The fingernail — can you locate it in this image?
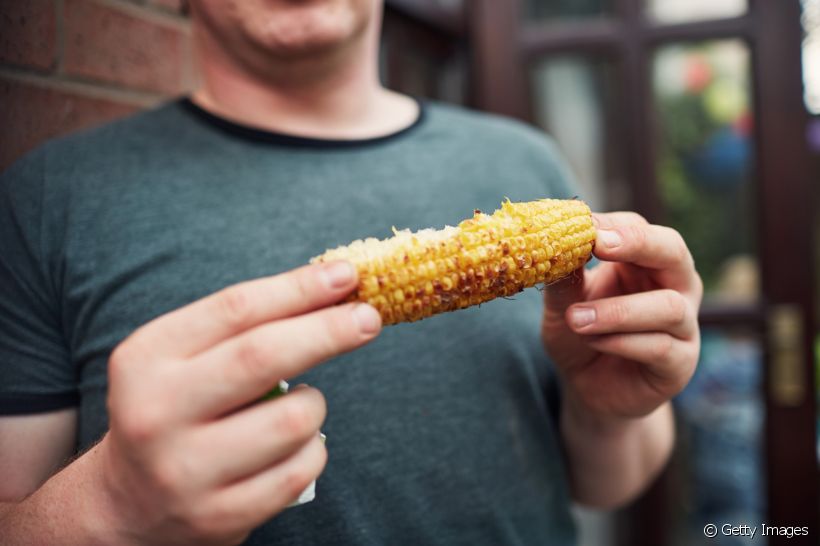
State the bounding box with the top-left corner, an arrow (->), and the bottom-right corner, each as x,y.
570,307 -> 596,328
597,229 -> 622,249
321,261 -> 355,289
352,304 -> 381,334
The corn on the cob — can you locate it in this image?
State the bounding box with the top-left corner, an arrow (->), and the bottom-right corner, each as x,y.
312,198 -> 596,325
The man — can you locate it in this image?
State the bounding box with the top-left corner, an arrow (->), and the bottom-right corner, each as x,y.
0,1 -> 701,544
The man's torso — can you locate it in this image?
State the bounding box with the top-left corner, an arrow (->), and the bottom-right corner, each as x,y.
1,99 -> 578,544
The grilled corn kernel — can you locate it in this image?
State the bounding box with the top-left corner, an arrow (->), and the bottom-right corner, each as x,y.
312,198 -> 595,325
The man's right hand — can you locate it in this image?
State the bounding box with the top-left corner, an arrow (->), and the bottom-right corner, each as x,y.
94,261 -> 380,545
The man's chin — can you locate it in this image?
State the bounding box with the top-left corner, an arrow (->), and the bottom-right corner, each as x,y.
244,6 -> 364,60
260,30 -> 355,61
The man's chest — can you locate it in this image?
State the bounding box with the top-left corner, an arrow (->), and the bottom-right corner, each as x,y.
60,158 -> 552,447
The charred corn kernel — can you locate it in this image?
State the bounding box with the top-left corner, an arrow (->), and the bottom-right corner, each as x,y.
312,198 -> 596,325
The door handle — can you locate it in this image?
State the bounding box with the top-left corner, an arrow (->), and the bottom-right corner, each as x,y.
768,304 -> 806,407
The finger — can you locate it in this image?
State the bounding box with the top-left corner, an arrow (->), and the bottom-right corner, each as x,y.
567,289 -> 697,339
592,223 -> 698,293
543,268 -> 588,320
592,211 -> 649,228
210,434 -> 327,531
586,332 -> 697,391
190,387 -> 326,486
128,261 -> 359,358
182,302 -> 380,418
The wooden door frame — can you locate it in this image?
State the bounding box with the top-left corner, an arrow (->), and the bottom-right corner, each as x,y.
752,0 -> 817,533
468,0 -> 818,544
382,1 -> 469,104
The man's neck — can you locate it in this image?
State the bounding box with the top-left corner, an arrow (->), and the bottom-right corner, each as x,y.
190,22 -> 418,140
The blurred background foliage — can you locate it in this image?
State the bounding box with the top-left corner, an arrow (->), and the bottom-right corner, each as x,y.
654,41 -> 755,298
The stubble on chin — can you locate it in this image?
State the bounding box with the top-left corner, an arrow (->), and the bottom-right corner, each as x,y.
237,0 -> 370,60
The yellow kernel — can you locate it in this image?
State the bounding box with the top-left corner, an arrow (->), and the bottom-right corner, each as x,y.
393,289 -> 405,304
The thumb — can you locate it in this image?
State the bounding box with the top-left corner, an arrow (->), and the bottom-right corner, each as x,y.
541,268 -> 596,373
543,268 -> 586,320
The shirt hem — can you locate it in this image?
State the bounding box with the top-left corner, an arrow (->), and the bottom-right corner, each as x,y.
0,391 -> 79,415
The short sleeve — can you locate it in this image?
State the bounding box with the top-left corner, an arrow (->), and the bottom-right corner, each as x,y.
0,149 -> 77,414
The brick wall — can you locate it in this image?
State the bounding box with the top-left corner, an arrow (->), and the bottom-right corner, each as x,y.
0,0 -> 195,171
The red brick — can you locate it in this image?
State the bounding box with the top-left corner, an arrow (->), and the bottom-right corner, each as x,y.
63,0 -> 185,94
0,0 -> 57,70
0,78 -> 140,171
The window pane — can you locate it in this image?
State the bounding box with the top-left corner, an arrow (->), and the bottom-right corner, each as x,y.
652,40 -> 757,303
803,0 -> 820,114
530,56 -> 629,211
645,0 -> 747,25
379,21 -> 467,105
522,0 -> 612,22
672,326 -> 766,545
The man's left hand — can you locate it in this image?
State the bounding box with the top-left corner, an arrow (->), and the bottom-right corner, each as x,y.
542,212 -> 703,421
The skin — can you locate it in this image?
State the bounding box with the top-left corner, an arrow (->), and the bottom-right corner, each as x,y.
544,212 -> 702,507
188,0 -> 418,139
0,0 -> 702,542
0,262 -> 381,545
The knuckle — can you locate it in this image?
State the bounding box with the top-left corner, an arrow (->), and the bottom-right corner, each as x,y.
117,406 -> 164,442
283,466 -> 313,501
277,400 -> 317,439
108,341 -> 138,377
187,500 -> 242,540
626,211 -> 648,225
626,224 -> 647,248
326,309 -> 350,342
650,335 -> 675,363
288,270 -> 313,303
236,335 -> 271,384
151,458 -> 184,496
216,286 -> 252,328
663,290 -> 688,327
317,309 -> 351,354
603,300 -> 630,325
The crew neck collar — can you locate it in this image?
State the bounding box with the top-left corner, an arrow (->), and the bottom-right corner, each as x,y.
178,96 -> 426,149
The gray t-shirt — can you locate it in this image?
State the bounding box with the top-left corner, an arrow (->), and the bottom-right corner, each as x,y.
0,98 -> 579,545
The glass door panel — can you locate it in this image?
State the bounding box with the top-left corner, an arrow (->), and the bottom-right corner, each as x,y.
530,56 -> 627,211
651,40 -> 757,304
803,0 -> 820,115
672,326 -> 766,545
645,0 -> 748,25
